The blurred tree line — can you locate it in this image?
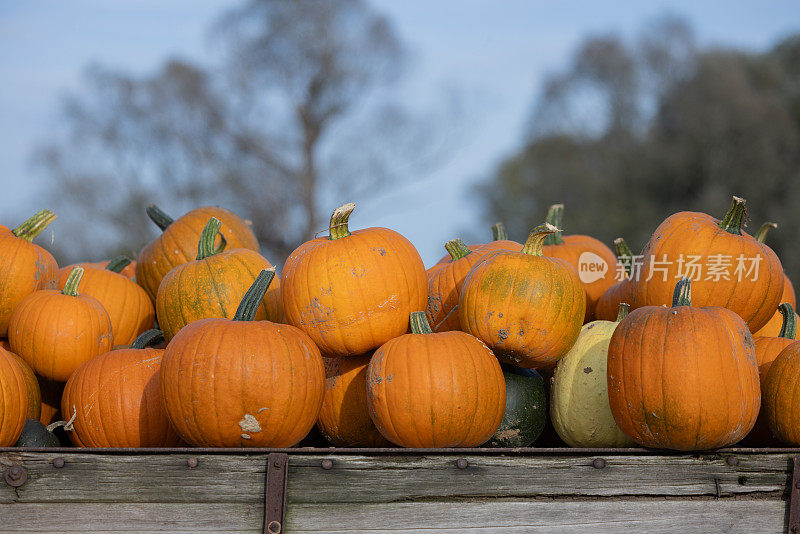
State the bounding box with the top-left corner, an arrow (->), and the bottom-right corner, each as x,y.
477,15 -> 800,279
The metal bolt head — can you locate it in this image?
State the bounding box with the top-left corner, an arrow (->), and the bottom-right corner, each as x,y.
726,456 -> 739,467
53,458 -> 65,469
4,465 -> 28,487
593,458 -> 606,469
456,458 -> 468,469
267,520 -> 282,534
321,459 -> 333,470
187,457 -> 198,468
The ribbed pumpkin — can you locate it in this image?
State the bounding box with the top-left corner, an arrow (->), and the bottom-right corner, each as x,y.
156,218 -> 282,341
551,304 -> 636,448
0,348 -> 28,446
38,378 -> 63,426
608,278 -> 760,450
425,239 -> 488,332
633,197 -> 784,333
62,329 -> 182,447
317,354 -> 390,447
9,267 -> 113,382
282,203 -> 427,357
136,203 -> 259,301
0,210 -> 59,336
57,257 -> 154,346
484,365 -> 547,447
433,222 -> 521,265
595,238 -> 637,321
5,349 -> 41,421
367,312 -> 506,447
542,204 -> 619,322
764,340 -> 800,445
161,270 -> 325,447
459,223 -> 586,368
753,223 -> 796,337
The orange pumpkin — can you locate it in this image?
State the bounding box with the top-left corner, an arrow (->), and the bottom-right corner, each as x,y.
160,270 -> 325,447
0,348 -> 28,446
753,222 -> 796,336
38,378 -> 63,426
764,340 -> 800,445
156,218 -> 282,341
595,238 -> 637,321
459,223 -> 586,368
136,204 -> 259,301
366,312 -> 506,447
541,204 -> 618,322
608,277 -> 760,450
317,354 -> 391,447
433,222 -> 521,265
0,209 -> 59,336
425,238 -> 488,332
4,349 -> 41,421
633,197 -> 784,333
57,257 -> 154,346
281,203 -> 427,357
9,267 -> 113,382
62,329 -> 182,447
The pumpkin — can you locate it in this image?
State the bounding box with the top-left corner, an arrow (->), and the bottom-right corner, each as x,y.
156,218 -> 282,341
38,378 -> 63,425
595,238 -> 637,321
14,419 -> 60,448
0,348 -> 28,446
317,354 -> 390,447
433,222 -> 521,265
540,204 -> 618,322
160,270 -> 325,447
9,267 -> 113,382
425,238 -> 488,332
608,277 -> 760,450
764,340 -> 800,445
484,365 -> 547,447
5,349 -> 41,421
136,203 -> 259,301
57,256 -> 155,346
459,223 -> 586,368
633,197 -> 784,333
366,312 -> 506,447
62,329 -> 182,447
281,203 -> 427,357
753,222 -> 796,336
0,209 -> 59,336
551,304 -> 636,448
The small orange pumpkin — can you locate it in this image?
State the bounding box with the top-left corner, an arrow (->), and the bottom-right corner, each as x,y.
9,267 -> 113,382
753,222 -> 796,337
62,329 -> 182,447
595,238 -> 637,321
4,349 -> 42,421
426,238 -> 488,332
0,348 -> 28,446
366,312 -> 506,447
0,210 -> 59,336
764,339 -> 800,445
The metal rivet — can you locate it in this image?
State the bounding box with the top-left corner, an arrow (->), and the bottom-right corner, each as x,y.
593,458 -> 606,469
321,459 -> 333,470
457,458 -> 468,469
726,456 -> 739,467
4,465 -> 28,487
52,458 -> 65,469
273,460 -> 282,468
267,520 -> 282,534
187,457 -> 198,468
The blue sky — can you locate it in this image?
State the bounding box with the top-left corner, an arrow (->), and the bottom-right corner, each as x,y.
1,0 -> 799,264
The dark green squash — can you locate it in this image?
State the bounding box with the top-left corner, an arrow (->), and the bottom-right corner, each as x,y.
14,419 -> 61,447
484,365 -> 546,447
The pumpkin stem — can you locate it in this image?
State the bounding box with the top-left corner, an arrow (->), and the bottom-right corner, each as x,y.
62,267 -> 84,296
131,329 -> 165,350
755,222 -> 777,244
616,303 -> 630,322
491,222 -> 508,241
672,277 -> 692,307
329,203 -> 355,240
196,218 -> 227,260
146,203 -> 174,231
718,196 -> 747,235
11,209 -> 57,242
106,256 -> 132,273
444,239 -> 472,261
543,204 -> 564,245
613,237 -> 634,277
409,311 -> 433,334
47,405 -> 77,433
233,268 -> 276,321
522,223 -> 559,256
778,303 -> 797,339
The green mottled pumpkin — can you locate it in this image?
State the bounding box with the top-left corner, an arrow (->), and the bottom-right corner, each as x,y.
14,419 -> 60,447
484,365 -> 547,447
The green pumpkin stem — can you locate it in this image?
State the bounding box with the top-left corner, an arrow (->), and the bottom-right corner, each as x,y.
616,303 -> 630,322
755,222 -> 777,244
196,218 -> 227,260
778,303 -> 797,339
11,209 -> 57,242
409,311 -> 433,334
672,277 -> 692,307
131,329 -> 165,350
613,238 -> 634,276
522,223 -> 559,256
329,203 -> 355,240
491,222 -> 508,241
543,204 -> 564,245
106,256 -> 132,273
444,239 -> 472,261
233,268 -> 275,321
718,196 -> 747,235
146,204 -> 174,231
62,267 -> 84,296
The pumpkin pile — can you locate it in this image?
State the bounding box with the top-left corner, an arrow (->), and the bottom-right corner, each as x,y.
2,195 -> 800,451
